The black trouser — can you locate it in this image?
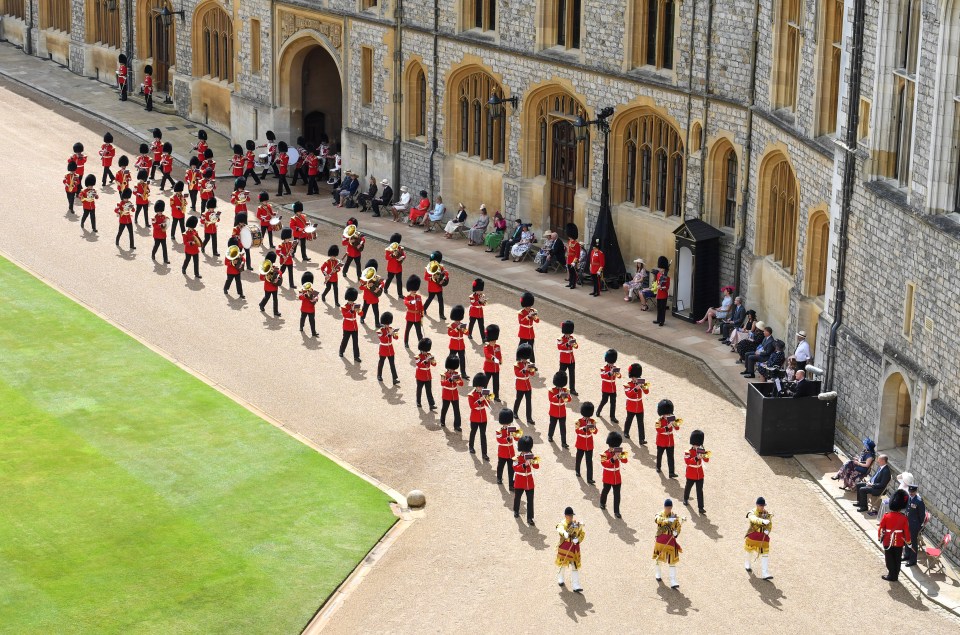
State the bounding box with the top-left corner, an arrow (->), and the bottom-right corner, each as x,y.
299,239 -> 309,260
339,330 -> 360,359
277,174 -> 291,196
745,352 -> 769,375
499,239 -> 516,258
224,273 -> 243,296
119,81 -> 127,101
489,372 -> 500,401
416,380 -> 435,408
592,273 -> 602,295
451,349 -> 466,377
385,271 -> 403,296
378,355 -> 398,381
80,210 -> 97,231
468,316 -> 486,341
200,197 -> 209,213
884,546 -> 904,581
576,449 -> 593,481
684,478 -> 704,511
202,234 -> 218,255
519,338 -> 536,363
424,291 -> 445,318
262,227 -> 274,248
601,483 -> 622,515
344,255 -> 361,278
905,524 -> 921,566
358,193 -> 375,211
404,321 -> 423,347
243,167 -> 261,186
170,217 -> 185,240
513,390 -> 533,423
549,416 -> 567,446
322,282 -> 339,305
152,238 -> 168,262
656,298 -> 668,325
300,312 -> 316,334
856,484 -> 884,509
598,392 -> 618,420
440,400 -> 461,428
469,421 -> 487,456
657,446 -> 676,474
66,191 -> 76,212
291,165 -> 304,186
102,166 -> 115,185
281,264 -> 294,288
189,190 -> 198,211
513,488 -> 534,521
135,203 -> 148,224
497,457 -> 514,486
719,321 -> 737,340
259,290 -> 279,314
150,162 -> 159,180
262,162 -> 279,181
567,264 -> 578,288
361,302 -> 380,326
145,92 -> 153,111
371,198 -> 387,216
116,223 -> 134,248
159,172 -> 174,190
179,252 -> 199,277
307,174 -> 319,195
624,411 -> 645,441
560,362 -> 577,393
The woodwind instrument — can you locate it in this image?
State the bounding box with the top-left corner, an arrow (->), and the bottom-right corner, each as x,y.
323,257 -> 343,283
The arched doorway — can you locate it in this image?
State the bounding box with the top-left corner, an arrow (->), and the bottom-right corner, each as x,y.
278,37 -> 343,150
879,372 -> 911,462
550,120 -> 577,231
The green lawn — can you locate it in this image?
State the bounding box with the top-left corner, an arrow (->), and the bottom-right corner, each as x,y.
0,256 -> 397,634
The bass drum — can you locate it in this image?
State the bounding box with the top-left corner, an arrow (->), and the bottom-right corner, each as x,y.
287,147 -> 301,165
240,224 -> 263,249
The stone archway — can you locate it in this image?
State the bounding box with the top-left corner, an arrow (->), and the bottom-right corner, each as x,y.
879,372 -> 912,458
277,34 -> 343,149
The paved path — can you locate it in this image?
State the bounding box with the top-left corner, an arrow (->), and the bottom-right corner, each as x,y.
0,75 -> 957,632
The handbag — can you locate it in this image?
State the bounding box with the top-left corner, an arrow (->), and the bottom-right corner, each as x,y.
712,325 -> 721,335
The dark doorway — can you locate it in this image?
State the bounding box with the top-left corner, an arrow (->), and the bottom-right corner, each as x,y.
549,120 -> 577,231
301,47 -> 342,148
150,14 -> 173,93
304,112 -> 326,147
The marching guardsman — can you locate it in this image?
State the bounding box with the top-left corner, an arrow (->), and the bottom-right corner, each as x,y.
181,216 -> 202,278
384,232 -> 406,297
230,213 -> 254,271
376,311 -> 400,384
134,142 -> 152,176
596,349 -> 621,423
683,430 -> 709,515
600,431 -> 627,518
904,483 -> 925,568
114,188 -> 135,250
231,178 -> 251,219
467,278 -> 487,342
745,497 -> 773,579
517,292 -> 540,362
201,148 -> 216,176
588,238 -> 605,297
652,256 -> 671,327
547,371 -> 572,449
259,130 -> 278,180
142,64 -> 154,111
149,129 -> 163,180
244,139 -> 261,185
193,129 -> 209,158
495,408 -> 522,486
115,155 -> 131,194
321,245 -> 342,306
150,200 -> 170,264
623,363 -> 651,442
68,142 -> 87,178
64,161 -> 80,214
169,181 -> 187,241
185,157 -> 202,212
258,250 -> 281,315
339,287 -> 361,361
447,305 -> 468,377
256,192 -> 276,248
423,251 -> 449,320
199,169 -> 216,214
99,132 -> 116,187
574,402 -> 598,484
158,142 -> 175,190
655,399 -> 681,477
565,223 -> 581,289
79,175 -> 98,232
467,372 -> 492,459
116,53 -> 128,101
482,325 -> 502,401
556,506 -> 585,592
201,198 -> 221,256
291,136 -> 307,186
298,272 -> 318,336
653,500 -> 683,588
275,140 -> 292,196
413,338 -> 437,410
359,258 -> 384,327
276,228 -> 297,287
223,240 -> 245,299
230,144 -> 245,178
439,355 -> 464,429
557,320 -> 579,395
513,435 -> 539,524
133,170 -> 151,226
513,343 -> 536,425
305,145 -> 320,195
341,218 -> 365,276
403,275 -> 425,348
290,202 -> 312,261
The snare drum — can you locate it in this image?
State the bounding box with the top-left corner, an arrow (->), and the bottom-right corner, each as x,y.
304,223 -> 318,240
269,216 -> 282,231
240,224 -> 263,249
256,153 -> 270,168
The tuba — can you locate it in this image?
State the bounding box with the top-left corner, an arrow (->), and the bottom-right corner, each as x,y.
426,261 -> 447,286
300,281 -> 319,302
361,267 -> 383,296
260,258 -> 273,275
227,245 -> 243,268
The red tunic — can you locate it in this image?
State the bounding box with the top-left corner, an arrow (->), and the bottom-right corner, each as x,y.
134,182 -> 150,206
385,246 -> 404,274
467,389 -> 489,423
684,446 -> 709,480
276,242 -> 294,266
230,154 -> 245,177
426,265 -> 448,294
496,427 -> 518,459
202,211 -> 218,235
245,150 -> 256,171
656,272 -> 671,300
514,362 -> 534,392
518,307 -> 539,340
299,291 -> 317,314
468,292 -> 485,319
574,417 -> 597,451
557,334 -> 577,365
589,248 -> 605,275
150,139 -> 163,164
170,193 -> 187,219
548,387 -> 571,419
69,153 -> 87,176
878,512 -> 912,548
414,353 -> 436,381
99,143 -> 116,167
224,255 -> 244,276
624,379 -> 650,413
482,343 -> 501,375
341,303 -> 359,332
600,449 -> 627,485
440,370 -> 463,401
115,201 -> 133,225
321,257 -> 340,283
231,190 -> 250,213
201,157 -> 216,175
377,326 -> 397,357
200,177 -> 216,201
342,233 -> 365,258
655,416 -> 679,448
513,454 -> 539,490
306,154 -> 319,176
256,203 -> 274,228
260,273 -> 279,293
447,322 -> 466,351
566,239 -> 581,265
79,187 -> 98,210
600,363 -> 620,394
195,140 -> 208,157
362,280 -> 384,306
116,168 -> 131,192
116,63 -> 127,86
135,154 -> 152,172
160,153 -> 173,175
152,214 -> 167,240
183,229 -> 200,254
276,152 -> 289,175
63,172 -> 79,193
290,214 -> 308,240
185,167 -> 201,192
404,294 -> 424,323
143,74 -> 153,95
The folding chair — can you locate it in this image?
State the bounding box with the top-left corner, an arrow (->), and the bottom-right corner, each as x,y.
923,532 -> 952,575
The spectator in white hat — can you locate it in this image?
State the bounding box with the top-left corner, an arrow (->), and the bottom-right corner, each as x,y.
790,330 -> 810,371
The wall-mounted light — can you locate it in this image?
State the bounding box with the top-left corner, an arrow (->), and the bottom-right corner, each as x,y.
487,90 -> 520,120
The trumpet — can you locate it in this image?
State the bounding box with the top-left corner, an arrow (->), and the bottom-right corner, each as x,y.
474,292 -> 488,306
556,388 -> 571,402
521,452 -> 541,467
300,283 -> 319,302
445,370 -> 461,383
385,326 -> 400,340
695,446 -> 712,459
523,360 -> 538,374
421,353 -> 436,366
387,242 -> 406,262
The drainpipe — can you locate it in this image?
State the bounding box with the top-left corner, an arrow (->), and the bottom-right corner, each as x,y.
124,0 -> 132,71
428,0 -> 439,199
391,0 -> 403,193
682,0 -> 697,218
697,0 -> 715,218
824,0 -> 866,391
25,0 -> 33,55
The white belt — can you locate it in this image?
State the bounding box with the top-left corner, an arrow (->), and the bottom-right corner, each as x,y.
451,336 -> 464,341
602,466 -> 620,472
626,397 -> 642,402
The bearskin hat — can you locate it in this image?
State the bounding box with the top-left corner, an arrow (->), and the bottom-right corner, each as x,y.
450,305 -> 465,322
281,228 -> 293,240
235,212 -> 248,226
561,320 -> 575,335
227,237 -> 239,248
293,201 -> 304,213
429,250 -> 443,263
517,435 -> 534,453
120,187 -> 132,200
484,324 -> 500,341
203,149 -> 213,160
301,271 -> 315,285
67,161 -> 77,171
103,132 -> 113,143
364,258 -> 378,271
139,143 -> 149,154
118,53 -> 127,64
72,142 -> 83,153
690,429 -> 705,446
344,287 -> 359,302
327,244 -> 340,257
197,129 -> 208,141
137,170 -> 148,181
380,311 -> 394,326
390,232 -> 402,244
152,128 -> 162,139
259,191 -> 269,201
418,338 -> 433,352
445,354 -> 459,371
889,489 -> 909,512
189,156 -> 200,167
657,399 -> 674,416
162,142 -> 172,153
83,174 -> 96,187
552,371 -> 568,388
517,343 -> 533,361
580,401 -> 595,417
606,431 -> 623,447
153,200 -> 165,213
520,291 -> 535,308
266,130 -> 276,141
185,215 -> 199,228
206,198 -> 217,209
498,408 -> 515,425
566,223 -> 579,240
245,139 -> 256,151
118,155 -> 129,167
235,177 -> 247,190
628,363 -> 643,378
278,140 -> 289,153
233,144 -> 243,155
657,256 -> 670,270
347,216 -> 358,226
472,372 -> 488,388
473,278 -> 485,292
604,349 -> 618,364
406,274 -> 422,292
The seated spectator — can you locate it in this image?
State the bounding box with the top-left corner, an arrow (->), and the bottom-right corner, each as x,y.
357,176 -> 379,213
335,171 -> 360,207
510,225 -> 537,261
718,297 -> 746,343
729,311 -> 758,351
466,205 -> 490,245
832,438 -> 877,489
790,330 -> 811,371
391,186 -> 412,222
425,195 -> 446,232
623,258 -> 650,304
696,286 -> 735,333
788,369 -> 818,398
741,325 -> 774,378
854,454 -> 891,515
533,231 -> 555,266
444,203 -> 468,237
498,218 -> 524,259
783,356 -> 798,381
371,179 -> 393,217
408,190 -> 430,226
536,232 -> 566,273
757,340 -> 786,381
484,211 -> 507,252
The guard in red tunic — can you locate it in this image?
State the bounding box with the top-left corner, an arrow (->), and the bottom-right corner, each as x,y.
256,192 -> 276,248
231,145 -> 245,178
193,130 -> 209,159
588,238 -> 605,296
495,408 -> 522,488
170,182 -> 187,241
339,287 -> 361,361
184,157 -> 201,212
134,143 -> 152,176
321,245 -> 342,306
341,218 -> 365,276
403,275 -> 425,348
116,155 -> 131,194
133,170 -> 151,226
376,311 -> 400,384
114,188 -> 135,250
201,148 -> 216,177
230,212 -> 254,271
63,161 -> 80,214
513,435 -> 539,524
158,142 -> 175,190
517,291 -> 540,362
624,363 -> 651,442
243,139 -> 262,185
79,175 -> 98,232
275,140 -> 291,196
574,402 -> 598,483
548,371 -> 573,448
142,64 -> 154,111
359,259 -> 385,328
482,325 -> 502,401
513,343 -> 537,425
298,271 -> 318,337
223,240 -> 245,299
182,216 -> 202,277
597,349 -> 621,423
68,142 -> 87,178
149,129 -> 163,179
258,250 -> 281,316
600,431 -> 628,518
99,132 -> 116,187
290,202 -> 312,262
305,145 -> 320,195
447,305 -> 467,377
413,338 -> 437,410
467,372 -> 492,458
200,199 -> 221,256
384,233 -> 406,297
557,320 -> 579,395
655,399 -> 681,477
199,169 -> 216,214
565,223 -> 581,289
652,256 -> 671,327
116,53 -> 128,101
276,229 -> 296,288
231,177 -> 251,219
151,200 -> 170,264
423,251 -> 449,320
439,355 -> 464,429
683,429 -> 710,515
467,278 -> 487,341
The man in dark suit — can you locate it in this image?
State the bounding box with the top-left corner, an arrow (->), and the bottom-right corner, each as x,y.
854,455 -> 890,513
742,326 -> 775,378
719,297 -> 746,343
790,370 -> 818,398
371,180 -> 393,217
498,219 -> 525,259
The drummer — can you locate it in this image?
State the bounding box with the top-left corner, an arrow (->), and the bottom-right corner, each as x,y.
256,192 -> 276,248
276,141 -> 292,197
289,202 -> 313,261
231,212 -> 255,271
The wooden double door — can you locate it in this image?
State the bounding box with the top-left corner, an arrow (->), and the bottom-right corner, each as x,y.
549,120 -> 576,232
150,14 -> 173,93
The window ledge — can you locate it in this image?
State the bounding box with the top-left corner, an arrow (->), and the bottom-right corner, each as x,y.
453,152 -> 505,170
460,28 -> 497,43
539,46 -> 581,63
626,66 -> 674,83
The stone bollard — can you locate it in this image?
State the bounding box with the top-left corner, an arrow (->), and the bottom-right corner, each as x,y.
407,490 -> 426,509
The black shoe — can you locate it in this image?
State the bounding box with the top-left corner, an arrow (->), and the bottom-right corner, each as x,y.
469,448 -> 476,454
454,426 -> 461,431
639,440 -> 648,445
548,437 -> 554,443
354,357 -> 361,363
497,478 -> 502,484
587,479 -> 596,484
699,509 -> 706,515
742,374 -> 755,379
683,500 -> 690,506
482,455 -> 490,461
528,519 -> 535,526
514,512 -> 519,518
669,473 -> 679,478
561,444 -> 570,449
575,472 -> 581,478
377,376 -> 383,382
611,417 -> 619,424
615,513 -> 622,519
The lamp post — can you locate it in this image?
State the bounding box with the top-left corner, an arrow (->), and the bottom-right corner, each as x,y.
573,106 -> 614,223
151,4 -> 184,104
487,90 -> 520,120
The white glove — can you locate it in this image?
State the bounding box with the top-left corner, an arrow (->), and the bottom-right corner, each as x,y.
563,531 -> 570,540
673,531 -> 679,537
761,519 -> 770,526
572,538 -> 579,544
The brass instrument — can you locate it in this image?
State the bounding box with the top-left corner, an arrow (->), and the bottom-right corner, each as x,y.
343,224 -> 365,251
421,353 -> 436,366
388,242 -> 406,262
427,261 -> 448,286
324,257 -> 343,283
361,267 -> 384,296
300,282 -> 320,303
260,257 -> 282,284
226,244 -> 243,267
556,388 -> 572,402
384,326 -> 400,340
116,201 -> 134,219
523,360 -> 537,374
695,446 -> 712,459
479,388 -> 495,402
521,452 -> 541,467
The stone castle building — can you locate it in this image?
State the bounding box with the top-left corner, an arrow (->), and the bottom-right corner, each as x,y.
2,0 -> 958,555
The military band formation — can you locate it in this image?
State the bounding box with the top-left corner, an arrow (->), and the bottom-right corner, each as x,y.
63,127 -> 775,595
